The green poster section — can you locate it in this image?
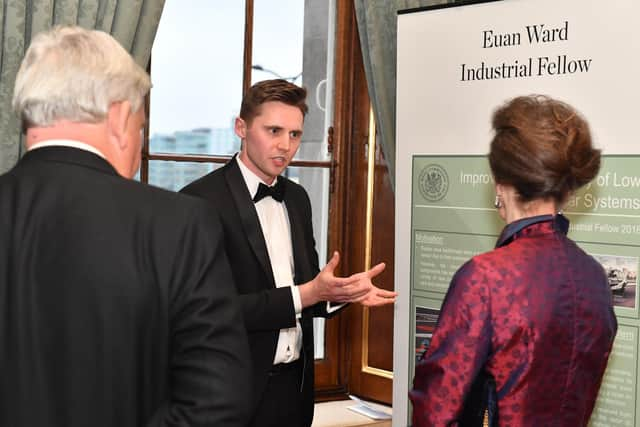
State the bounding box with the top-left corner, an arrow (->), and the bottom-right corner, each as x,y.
410,155 -> 640,426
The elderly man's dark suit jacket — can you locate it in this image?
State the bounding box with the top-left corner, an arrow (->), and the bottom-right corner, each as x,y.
0,147 -> 252,427
181,157 -> 342,427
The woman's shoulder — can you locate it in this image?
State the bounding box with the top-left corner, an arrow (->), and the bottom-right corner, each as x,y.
463,247 -> 508,270
450,246 -> 519,288
451,251 -> 497,283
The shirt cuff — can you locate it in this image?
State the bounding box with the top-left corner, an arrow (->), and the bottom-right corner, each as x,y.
326,301 -> 346,314
291,286 -> 303,317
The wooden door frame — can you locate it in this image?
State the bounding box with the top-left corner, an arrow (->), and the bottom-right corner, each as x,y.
313,0 -> 364,400
315,0 -> 394,405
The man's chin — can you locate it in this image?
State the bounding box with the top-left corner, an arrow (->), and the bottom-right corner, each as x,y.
269,165 -> 287,177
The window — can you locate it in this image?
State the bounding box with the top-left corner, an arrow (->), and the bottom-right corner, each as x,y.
141,1 -> 336,360
142,0 -> 396,404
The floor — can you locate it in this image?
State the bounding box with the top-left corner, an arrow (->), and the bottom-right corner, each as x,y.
312,400 -> 392,427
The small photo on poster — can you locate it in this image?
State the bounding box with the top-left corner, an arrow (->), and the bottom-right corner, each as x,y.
415,306 -> 440,363
592,253 -> 638,309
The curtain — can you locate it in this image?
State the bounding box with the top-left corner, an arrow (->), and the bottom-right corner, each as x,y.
0,0 -> 165,175
354,0 -> 455,191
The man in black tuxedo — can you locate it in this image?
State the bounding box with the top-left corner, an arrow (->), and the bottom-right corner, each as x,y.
181,79 -> 396,427
0,26 -> 251,427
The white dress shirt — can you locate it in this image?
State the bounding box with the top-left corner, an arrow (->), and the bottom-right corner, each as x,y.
28,139 -> 106,158
237,156 -> 303,364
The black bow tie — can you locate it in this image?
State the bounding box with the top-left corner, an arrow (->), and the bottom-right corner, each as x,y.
253,180 -> 285,203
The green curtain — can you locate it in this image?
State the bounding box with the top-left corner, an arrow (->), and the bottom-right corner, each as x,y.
0,0 -> 165,174
354,0 -> 456,191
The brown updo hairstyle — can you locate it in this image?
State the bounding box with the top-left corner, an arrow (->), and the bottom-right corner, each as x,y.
489,95 -> 601,204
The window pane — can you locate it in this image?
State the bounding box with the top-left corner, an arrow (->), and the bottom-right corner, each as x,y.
150,129 -> 240,156
149,1 -> 245,156
285,166 -> 329,266
286,165 -> 330,359
251,1 -> 303,86
252,0 -> 332,162
148,161 -> 221,192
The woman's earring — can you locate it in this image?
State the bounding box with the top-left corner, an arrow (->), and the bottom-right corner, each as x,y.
494,195 -> 503,209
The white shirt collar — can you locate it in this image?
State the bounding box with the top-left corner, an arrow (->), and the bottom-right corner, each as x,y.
236,154 -> 279,199
28,139 -> 106,159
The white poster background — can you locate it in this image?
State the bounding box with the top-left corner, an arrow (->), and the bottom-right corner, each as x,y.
394,0 -> 640,425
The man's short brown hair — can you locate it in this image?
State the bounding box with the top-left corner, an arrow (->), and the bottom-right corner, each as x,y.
240,79 -> 308,125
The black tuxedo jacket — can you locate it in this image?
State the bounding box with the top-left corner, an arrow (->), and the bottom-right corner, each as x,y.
181,157 -> 342,426
0,147 -> 251,427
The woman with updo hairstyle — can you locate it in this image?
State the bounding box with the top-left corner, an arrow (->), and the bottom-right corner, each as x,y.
410,95 -> 617,427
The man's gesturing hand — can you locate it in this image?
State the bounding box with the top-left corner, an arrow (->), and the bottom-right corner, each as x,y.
346,262 -> 397,307
299,252 -> 397,308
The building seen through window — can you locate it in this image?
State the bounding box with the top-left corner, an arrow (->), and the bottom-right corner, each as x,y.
148,123 -> 240,191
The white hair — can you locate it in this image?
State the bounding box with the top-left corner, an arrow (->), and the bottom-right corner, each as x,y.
12,26 -> 151,128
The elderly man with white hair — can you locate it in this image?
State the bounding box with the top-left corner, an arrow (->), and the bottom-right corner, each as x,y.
0,26 -> 251,427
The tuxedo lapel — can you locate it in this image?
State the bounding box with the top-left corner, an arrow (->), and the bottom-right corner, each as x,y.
283,185 -> 309,285
224,159 -> 275,286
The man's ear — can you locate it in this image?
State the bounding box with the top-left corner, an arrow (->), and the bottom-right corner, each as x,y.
107,101 -> 132,150
234,117 -> 247,139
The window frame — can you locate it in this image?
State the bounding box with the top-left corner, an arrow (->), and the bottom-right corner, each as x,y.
140,0 -> 346,399
142,0 -> 396,405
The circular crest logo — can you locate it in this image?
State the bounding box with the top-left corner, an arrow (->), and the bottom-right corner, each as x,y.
418,164 -> 449,202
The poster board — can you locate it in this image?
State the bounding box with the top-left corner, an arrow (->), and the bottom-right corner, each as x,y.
394,0 -> 640,425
